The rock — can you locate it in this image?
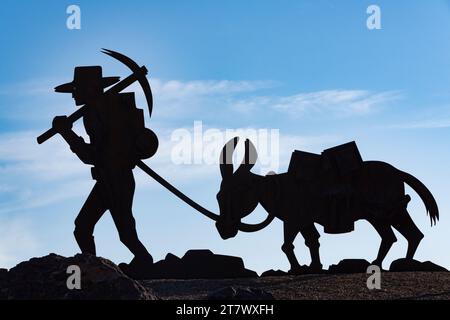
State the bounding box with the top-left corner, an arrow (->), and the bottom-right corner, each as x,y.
328,259 -> 371,274
0,268 -> 7,282
389,259 -> 448,272
142,249 -> 258,279
164,253 -> 181,264
207,286 -> 274,300
1,253 -> 158,300
261,269 -> 289,277
0,269 -> 8,299
288,265 -> 327,275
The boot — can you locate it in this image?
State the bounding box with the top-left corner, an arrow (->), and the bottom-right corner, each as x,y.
74,230 -> 96,255
120,253 -> 154,279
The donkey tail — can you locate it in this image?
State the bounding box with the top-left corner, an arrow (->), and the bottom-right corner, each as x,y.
399,170 -> 439,226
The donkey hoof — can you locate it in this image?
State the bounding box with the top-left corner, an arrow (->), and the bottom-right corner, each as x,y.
308,263 -> 324,273
288,265 -> 308,275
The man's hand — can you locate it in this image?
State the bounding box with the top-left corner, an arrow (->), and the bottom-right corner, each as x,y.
52,116 -> 73,134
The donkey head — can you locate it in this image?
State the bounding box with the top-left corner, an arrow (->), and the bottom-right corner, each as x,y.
216,137 -> 261,239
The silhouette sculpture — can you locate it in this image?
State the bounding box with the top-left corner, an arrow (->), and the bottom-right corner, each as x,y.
215,137 -> 439,272
37,50 -> 159,276
36,50 -> 440,278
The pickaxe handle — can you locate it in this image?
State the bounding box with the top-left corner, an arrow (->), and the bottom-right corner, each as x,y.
36,66 -> 148,144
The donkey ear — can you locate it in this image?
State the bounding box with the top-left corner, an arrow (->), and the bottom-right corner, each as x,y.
236,139 -> 258,174
220,137 -> 239,178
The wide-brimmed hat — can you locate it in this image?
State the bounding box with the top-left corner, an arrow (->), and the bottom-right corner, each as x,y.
54,66 -> 120,93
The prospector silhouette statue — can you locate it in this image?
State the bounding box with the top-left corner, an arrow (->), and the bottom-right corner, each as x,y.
37,50 -> 159,277
215,138 -> 439,272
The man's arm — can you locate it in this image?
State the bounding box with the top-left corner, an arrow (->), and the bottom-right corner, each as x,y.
52,116 -> 96,165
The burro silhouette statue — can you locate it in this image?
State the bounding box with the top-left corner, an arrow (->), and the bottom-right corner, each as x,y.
215,137 -> 439,272
37,50 -> 159,277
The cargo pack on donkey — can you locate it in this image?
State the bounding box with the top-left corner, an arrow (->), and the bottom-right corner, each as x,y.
288,141 -> 364,233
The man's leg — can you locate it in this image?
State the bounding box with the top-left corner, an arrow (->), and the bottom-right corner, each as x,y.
74,183 -> 107,255
109,171 -> 153,264
114,213 -> 153,263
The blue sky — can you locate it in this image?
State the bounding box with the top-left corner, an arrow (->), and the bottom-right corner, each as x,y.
0,0 -> 449,273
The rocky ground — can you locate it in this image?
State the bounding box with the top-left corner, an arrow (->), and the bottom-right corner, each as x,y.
144,272 -> 450,300
0,252 -> 449,300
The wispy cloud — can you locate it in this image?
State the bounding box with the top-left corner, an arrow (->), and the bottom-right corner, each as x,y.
394,119 -> 450,129
0,130 -> 85,181
0,78 -> 278,122
232,90 -> 402,117
0,78 -> 56,96
0,129 -> 91,214
142,79 -> 277,119
1,78 -> 399,123
151,79 -> 277,97
0,217 -> 39,268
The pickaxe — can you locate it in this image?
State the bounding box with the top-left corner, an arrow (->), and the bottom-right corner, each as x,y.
36,49 -> 153,144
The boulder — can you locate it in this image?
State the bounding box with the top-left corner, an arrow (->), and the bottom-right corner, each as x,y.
138,249 -> 257,279
261,269 -> 289,277
207,286 -> 274,300
0,268 -> 8,299
328,259 -> 371,274
1,253 -> 158,300
0,268 -> 7,283
389,259 -> 448,272
288,265 -> 326,275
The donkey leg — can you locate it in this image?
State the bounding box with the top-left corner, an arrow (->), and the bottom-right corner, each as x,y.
392,210 -> 424,260
300,224 -> 322,271
282,223 -> 301,272
369,219 -> 397,268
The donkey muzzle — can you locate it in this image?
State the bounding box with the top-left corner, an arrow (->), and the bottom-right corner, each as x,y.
215,220 -> 238,240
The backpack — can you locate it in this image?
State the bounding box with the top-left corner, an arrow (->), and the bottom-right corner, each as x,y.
101,92 -> 158,165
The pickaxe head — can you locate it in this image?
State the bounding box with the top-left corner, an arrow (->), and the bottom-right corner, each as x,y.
101,48 -> 153,118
